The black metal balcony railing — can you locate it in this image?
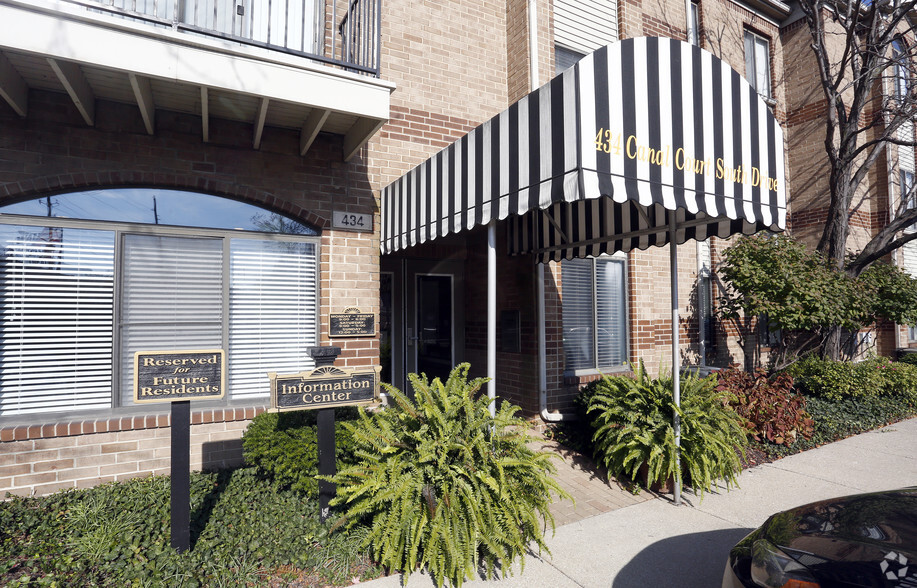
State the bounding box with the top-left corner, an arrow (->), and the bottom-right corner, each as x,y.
68,0 -> 381,76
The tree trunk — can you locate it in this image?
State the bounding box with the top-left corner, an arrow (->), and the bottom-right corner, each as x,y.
823,326 -> 842,360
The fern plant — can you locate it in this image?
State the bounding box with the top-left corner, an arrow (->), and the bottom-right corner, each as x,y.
586,361 -> 746,498
325,363 -> 569,588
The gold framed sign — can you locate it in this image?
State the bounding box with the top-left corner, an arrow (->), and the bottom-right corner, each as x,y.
269,365 -> 381,412
133,349 -> 226,404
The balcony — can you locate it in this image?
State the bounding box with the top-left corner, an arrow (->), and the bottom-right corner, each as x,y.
0,0 -> 392,159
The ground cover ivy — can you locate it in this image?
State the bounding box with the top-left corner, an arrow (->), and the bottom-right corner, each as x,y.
753,392 -> 917,459
0,468 -> 381,587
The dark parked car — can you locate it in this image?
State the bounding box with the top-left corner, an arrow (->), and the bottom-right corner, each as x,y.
723,488 -> 917,588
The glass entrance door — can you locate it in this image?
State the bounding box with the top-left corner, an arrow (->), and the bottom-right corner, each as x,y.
380,257 -> 463,393
415,275 -> 453,382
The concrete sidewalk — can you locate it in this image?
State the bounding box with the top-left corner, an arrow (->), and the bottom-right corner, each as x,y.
356,417 -> 917,588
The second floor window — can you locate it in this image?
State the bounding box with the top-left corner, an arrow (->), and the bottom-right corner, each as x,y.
744,30 -> 771,100
556,45 -> 586,75
902,169 -> 915,232
688,3 -> 700,47
893,39 -> 909,101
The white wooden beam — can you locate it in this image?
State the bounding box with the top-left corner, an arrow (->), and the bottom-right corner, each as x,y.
253,97 -> 269,150
299,108 -> 330,156
343,117 -> 386,162
0,51 -> 27,117
200,86 -> 209,143
128,73 -> 155,134
47,58 -> 94,126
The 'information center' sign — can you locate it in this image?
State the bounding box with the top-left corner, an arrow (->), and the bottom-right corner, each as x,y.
269,365 -> 380,412
134,349 -> 226,403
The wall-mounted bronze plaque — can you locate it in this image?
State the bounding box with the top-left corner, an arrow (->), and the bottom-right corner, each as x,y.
329,307 -> 375,337
134,349 -> 225,404
269,365 -> 380,411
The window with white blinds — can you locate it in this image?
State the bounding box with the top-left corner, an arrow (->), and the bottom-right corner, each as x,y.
120,235 -> 224,406
229,239 -> 317,399
0,226 -> 114,416
562,256 -> 627,372
0,190 -> 321,418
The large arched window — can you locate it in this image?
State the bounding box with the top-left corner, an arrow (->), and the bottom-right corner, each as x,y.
0,189 -> 320,418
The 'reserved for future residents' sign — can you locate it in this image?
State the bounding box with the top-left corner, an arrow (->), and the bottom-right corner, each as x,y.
269,365 -> 380,412
133,349 -> 226,403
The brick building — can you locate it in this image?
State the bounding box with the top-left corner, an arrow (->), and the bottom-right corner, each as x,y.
781,6 -> 917,356
0,0 -> 865,498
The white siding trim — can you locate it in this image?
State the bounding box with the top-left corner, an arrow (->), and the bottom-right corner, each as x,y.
554,0 -> 618,56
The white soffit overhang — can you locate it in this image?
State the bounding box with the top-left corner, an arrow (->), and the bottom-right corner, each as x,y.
0,0 -> 393,159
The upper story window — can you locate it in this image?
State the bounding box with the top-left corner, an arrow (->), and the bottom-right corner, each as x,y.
555,45 -> 586,75
744,30 -> 771,100
562,255 -> 628,373
0,189 -> 319,419
892,39 -> 910,101
902,169 -> 916,232
688,2 -> 700,47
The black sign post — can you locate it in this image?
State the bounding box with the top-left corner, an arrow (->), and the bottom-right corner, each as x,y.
316,406 -> 336,522
133,349 -> 225,553
170,400 -> 191,552
310,347 -> 341,522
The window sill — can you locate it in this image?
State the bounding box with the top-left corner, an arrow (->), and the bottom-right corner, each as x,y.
563,366 -> 631,386
0,404 -> 268,443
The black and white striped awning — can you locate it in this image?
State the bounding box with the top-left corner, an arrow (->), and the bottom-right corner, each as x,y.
381,37 -> 786,261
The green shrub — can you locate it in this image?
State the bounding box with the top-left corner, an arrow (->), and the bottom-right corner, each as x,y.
327,364 -> 568,588
586,361 -> 747,498
898,352 -> 917,367
242,408 -> 360,495
716,368 -> 813,445
787,356 -> 882,400
787,356 -> 917,402
870,356 -> 917,401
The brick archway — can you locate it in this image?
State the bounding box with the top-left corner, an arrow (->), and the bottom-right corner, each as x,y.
0,171 -> 327,230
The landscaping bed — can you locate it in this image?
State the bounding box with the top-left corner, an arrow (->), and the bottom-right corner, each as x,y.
549,358 -> 917,493
5,358 -> 917,587
0,467 -> 383,587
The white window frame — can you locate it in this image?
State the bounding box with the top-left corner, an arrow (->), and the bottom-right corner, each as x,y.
688,2 -> 700,47
561,254 -> 629,374
744,30 -> 772,100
